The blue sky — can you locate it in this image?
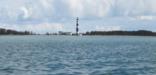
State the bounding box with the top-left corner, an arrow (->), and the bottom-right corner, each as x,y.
0,0 -> 156,33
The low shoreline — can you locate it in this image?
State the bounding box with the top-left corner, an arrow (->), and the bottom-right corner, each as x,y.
0,34 -> 156,37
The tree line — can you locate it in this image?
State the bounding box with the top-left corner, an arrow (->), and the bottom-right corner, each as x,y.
84,30 -> 156,36
0,28 -> 33,35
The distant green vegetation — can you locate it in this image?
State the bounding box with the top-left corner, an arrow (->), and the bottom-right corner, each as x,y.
1,27 -> 156,36
84,30 -> 156,36
0,28 -> 33,35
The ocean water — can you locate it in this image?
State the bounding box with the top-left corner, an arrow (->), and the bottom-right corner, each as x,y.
0,35 -> 156,75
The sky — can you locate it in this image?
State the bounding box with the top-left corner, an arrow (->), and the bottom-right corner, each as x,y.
0,0 -> 156,33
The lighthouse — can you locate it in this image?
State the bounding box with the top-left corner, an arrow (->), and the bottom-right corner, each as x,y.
76,17 -> 79,35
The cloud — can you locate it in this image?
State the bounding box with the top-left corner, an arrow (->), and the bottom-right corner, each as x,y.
0,0 -> 54,22
0,0 -> 156,21
62,0 -> 156,18
135,16 -> 156,20
39,0 -> 53,8
114,0 -> 156,17
0,0 -> 156,32
65,0 -> 114,17
95,25 -> 121,31
19,7 -> 31,19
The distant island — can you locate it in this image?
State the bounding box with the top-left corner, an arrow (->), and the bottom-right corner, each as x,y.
84,30 -> 156,36
1,27 -> 156,36
0,28 -> 33,35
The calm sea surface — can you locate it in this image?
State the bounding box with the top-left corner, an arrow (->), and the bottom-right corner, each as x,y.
0,35 -> 156,75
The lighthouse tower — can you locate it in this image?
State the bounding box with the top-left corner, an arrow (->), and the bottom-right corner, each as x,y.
76,17 -> 79,35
